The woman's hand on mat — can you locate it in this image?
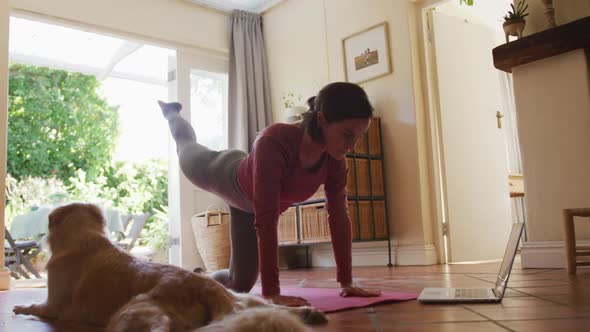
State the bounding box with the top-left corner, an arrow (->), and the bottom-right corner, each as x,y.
340,284 -> 381,297
266,294 -> 311,307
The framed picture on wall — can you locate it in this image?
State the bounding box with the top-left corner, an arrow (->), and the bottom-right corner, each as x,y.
342,22 -> 393,84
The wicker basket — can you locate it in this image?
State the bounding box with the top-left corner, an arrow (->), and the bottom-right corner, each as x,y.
346,158 -> 357,196
278,206 -> 298,244
347,159 -> 384,196
300,203 -> 331,243
353,117 -> 382,155
309,184 -> 325,201
348,200 -> 388,240
191,208 -> 230,272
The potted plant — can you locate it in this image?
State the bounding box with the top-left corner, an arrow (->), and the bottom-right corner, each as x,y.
281,92 -> 305,123
503,0 -> 529,42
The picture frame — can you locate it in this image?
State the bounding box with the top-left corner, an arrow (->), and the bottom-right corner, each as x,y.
342,22 -> 393,84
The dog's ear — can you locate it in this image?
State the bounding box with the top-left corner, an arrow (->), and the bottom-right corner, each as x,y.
85,204 -> 106,226
48,207 -> 68,230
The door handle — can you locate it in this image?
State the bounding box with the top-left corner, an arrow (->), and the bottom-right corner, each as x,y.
496,111 -> 504,129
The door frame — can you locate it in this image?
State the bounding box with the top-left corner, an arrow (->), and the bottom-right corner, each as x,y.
3,10 -> 229,269
419,0 -> 451,264
167,49 -> 229,269
418,0 -> 517,264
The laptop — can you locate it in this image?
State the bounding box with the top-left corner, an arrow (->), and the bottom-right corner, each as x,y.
418,222 -> 524,303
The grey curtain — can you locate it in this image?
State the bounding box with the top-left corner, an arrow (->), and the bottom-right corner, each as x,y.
228,10 -> 272,152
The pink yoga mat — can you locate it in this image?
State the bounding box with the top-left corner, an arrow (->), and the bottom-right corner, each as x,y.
251,286 -> 418,313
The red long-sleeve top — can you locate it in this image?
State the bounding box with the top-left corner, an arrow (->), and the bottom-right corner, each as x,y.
236,123 -> 352,296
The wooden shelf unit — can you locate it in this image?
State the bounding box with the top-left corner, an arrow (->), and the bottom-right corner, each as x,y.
278,117 -> 393,266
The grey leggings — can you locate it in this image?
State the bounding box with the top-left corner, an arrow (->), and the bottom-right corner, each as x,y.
166,112 -> 259,293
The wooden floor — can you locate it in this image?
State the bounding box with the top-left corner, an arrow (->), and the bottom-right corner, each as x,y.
2,257 -> 590,331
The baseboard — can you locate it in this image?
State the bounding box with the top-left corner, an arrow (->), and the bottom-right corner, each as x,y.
395,244 -> 439,265
0,267 -> 10,290
520,240 -> 590,269
294,241 -> 438,267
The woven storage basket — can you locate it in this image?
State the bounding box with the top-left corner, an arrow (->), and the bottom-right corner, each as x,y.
307,184 -> 325,201
191,208 -> 230,272
359,200 -> 387,240
346,158 -> 384,196
353,117 -> 382,155
300,203 -> 331,243
346,158 -> 357,196
348,200 -> 387,240
278,206 -> 298,244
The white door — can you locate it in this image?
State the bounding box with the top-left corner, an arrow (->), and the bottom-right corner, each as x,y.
431,11 -> 513,262
167,49 -> 229,269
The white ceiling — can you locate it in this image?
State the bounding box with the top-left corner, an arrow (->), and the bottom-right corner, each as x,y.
186,0 -> 284,13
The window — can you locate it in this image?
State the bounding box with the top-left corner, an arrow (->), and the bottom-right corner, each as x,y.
189,70 -> 228,151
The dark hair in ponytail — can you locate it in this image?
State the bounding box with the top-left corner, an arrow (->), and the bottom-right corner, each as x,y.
300,82 -> 374,143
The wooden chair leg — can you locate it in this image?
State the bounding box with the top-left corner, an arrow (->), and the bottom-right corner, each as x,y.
22,249 -> 42,278
16,265 -> 30,279
21,257 -> 41,278
563,209 -> 577,274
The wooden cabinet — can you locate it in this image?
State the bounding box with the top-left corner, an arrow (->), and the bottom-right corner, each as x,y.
278,118 -> 392,265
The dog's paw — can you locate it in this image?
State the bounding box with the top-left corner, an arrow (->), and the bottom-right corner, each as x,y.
13,305 -> 34,315
298,306 -> 328,325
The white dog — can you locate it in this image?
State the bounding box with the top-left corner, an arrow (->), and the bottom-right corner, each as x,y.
13,203 -> 327,331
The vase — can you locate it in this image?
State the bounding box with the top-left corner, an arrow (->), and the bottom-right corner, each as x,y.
541,0 -> 557,28
503,19 -> 526,43
284,106 -> 306,124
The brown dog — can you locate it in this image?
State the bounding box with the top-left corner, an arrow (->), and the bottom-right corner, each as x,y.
13,203 -> 326,331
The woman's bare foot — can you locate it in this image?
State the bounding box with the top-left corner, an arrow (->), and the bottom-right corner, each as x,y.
157,100 -> 182,119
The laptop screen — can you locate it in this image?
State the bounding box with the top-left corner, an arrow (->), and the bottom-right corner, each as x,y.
495,223 -> 524,297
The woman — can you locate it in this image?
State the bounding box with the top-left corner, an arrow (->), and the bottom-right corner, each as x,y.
159,82 -> 381,307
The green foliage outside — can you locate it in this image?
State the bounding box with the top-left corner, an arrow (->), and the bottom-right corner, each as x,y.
5,64 -> 169,250
8,64 -> 119,183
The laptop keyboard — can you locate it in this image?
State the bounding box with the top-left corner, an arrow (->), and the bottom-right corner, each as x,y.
454,288 -> 492,299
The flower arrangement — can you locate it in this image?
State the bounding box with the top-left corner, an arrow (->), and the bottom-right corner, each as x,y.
281,92 -> 303,109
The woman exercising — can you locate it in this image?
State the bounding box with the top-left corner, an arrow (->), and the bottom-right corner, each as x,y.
159,82 -> 381,306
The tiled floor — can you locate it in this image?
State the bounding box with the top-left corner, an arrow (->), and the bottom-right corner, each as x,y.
1,256 -> 589,331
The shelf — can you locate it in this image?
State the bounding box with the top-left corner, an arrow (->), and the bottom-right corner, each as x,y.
347,196 -> 386,200
492,17 -> 590,73
277,117 -> 393,265
295,196 -> 386,206
346,153 -> 383,159
279,238 -> 391,247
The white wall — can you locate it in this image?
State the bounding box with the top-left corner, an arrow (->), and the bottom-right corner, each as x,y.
513,50 -> 590,242
263,0 -> 329,113
264,0 -> 437,265
513,50 -> 590,269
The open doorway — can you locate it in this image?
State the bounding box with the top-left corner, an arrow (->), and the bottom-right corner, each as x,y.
421,1 -> 524,263
7,13 -> 230,275
6,15 -> 174,278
